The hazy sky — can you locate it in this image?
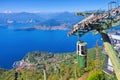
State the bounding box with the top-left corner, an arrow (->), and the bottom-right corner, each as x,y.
0,0 -> 116,13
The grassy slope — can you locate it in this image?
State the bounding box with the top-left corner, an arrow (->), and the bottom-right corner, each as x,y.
0,47 -> 108,80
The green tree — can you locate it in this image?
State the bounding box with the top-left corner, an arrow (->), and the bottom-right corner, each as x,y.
87,71 -> 105,80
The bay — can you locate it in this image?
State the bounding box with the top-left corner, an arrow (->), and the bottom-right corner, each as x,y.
0,28 -> 102,69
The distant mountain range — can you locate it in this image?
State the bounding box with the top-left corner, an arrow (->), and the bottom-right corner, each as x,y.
0,12 -> 83,30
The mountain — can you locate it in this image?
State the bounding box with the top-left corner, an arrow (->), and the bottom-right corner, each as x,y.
40,19 -> 61,26
38,12 -> 83,29
0,12 -> 45,24
0,12 -> 83,30
53,12 -> 83,23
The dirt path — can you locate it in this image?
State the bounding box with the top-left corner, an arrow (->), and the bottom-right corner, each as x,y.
78,72 -> 89,80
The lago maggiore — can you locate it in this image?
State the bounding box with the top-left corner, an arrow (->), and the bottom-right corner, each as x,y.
1,0 -> 120,80
0,27 -> 102,69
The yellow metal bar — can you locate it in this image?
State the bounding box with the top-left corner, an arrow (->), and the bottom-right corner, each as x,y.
104,42 -> 120,80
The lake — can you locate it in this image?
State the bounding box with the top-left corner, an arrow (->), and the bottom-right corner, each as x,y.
0,28 -> 102,69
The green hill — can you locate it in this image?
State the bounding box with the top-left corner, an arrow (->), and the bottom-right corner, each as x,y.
0,47 -> 116,80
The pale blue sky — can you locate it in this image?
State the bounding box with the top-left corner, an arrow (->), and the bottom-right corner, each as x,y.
0,0 -> 117,13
